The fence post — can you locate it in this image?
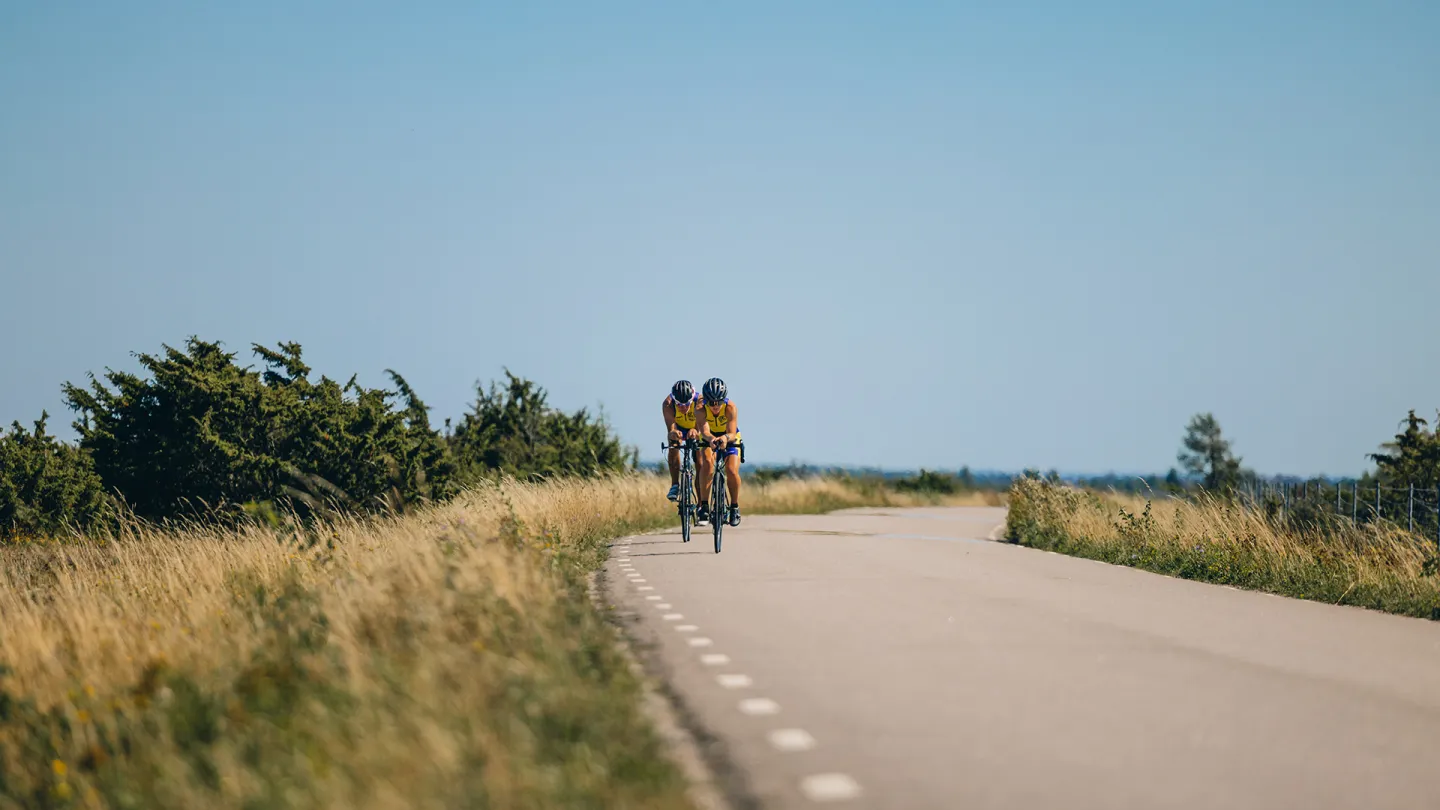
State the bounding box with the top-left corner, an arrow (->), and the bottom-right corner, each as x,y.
1435,487 -> 1439,552
1336,481 -> 1341,511
1352,481 -> 1357,522
1376,484 -> 1381,519
1408,483 -> 1414,533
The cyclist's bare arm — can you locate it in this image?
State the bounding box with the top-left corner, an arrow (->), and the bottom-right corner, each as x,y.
709,402 -> 739,449
662,399 -> 680,442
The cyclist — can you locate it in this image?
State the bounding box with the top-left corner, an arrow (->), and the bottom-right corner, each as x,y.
662,380 -> 702,503
696,377 -> 742,527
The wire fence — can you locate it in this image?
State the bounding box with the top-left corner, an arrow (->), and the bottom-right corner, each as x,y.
1236,478 -> 1440,549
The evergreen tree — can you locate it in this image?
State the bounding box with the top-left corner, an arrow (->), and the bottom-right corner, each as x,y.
958,465 -> 976,489
1163,467 -> 1185,494
1368,410 -> 1440,491
1177,413 -> 1243,493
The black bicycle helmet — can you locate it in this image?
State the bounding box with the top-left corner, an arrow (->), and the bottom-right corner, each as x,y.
671,379 -> 694,403
702,377 -> 727,404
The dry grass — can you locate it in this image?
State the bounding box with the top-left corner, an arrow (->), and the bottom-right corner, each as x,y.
1005,477 -> 1440,619
0,471 -> 951,809
745,476 -> 1004,514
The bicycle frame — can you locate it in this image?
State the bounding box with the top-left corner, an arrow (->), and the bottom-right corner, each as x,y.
662,438 -> 702,542
701,437 -> 744,553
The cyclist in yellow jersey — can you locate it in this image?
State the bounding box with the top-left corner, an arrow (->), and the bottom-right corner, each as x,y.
662,380 -> 702,502
696,377 -> 742,526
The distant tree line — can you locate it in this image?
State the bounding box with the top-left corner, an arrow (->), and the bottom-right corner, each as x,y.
739,462 -> 1012,493
1,338 -> 635,540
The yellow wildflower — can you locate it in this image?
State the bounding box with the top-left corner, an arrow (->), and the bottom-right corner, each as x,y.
52,759 -> 66,778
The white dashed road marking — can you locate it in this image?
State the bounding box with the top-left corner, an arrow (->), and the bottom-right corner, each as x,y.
738,698 -> 780,716
616,546 -> 858,805
800,773 -> 862,802
768,728 -> 817,752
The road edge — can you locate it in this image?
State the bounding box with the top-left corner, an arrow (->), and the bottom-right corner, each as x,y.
588,531 -> 760,810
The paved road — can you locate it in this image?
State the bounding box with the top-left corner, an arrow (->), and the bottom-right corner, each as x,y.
602,506 -> 1440,810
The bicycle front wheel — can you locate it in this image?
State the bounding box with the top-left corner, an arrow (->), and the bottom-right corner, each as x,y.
711,471 -> 727,554
680,471 -> 693,543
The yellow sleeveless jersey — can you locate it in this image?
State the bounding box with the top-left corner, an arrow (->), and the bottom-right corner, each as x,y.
670,395 -> 699,430
704,401 -> 734,434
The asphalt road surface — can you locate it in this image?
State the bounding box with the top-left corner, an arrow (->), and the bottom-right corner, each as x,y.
602,506 -> 1440,810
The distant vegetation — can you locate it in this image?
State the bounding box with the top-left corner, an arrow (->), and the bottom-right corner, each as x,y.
1007,407 -> 1440,619
1039,408 -> 1440,540
2,338 -> 633,540
1006,478 -> 1440,619
1140,409 -> 1440,539
741,462 -> 1012,494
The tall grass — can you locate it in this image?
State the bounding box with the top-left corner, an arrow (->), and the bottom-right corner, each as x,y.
0,472 -> 948,809
1005,477 -> 1440,619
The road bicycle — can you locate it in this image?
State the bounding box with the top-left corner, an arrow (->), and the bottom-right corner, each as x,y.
704,437 -> 745,554
661,437 -> 701,543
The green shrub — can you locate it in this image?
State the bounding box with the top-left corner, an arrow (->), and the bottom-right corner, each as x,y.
0,412 -> 109,540
892,469 -> 959,495
446,370 -> 636,483
62,339 -> 453,521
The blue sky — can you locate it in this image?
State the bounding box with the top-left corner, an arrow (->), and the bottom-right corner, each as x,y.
2,1 -> 1437,476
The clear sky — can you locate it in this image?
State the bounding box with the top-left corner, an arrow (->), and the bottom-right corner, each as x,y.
2,1 -> 1437,477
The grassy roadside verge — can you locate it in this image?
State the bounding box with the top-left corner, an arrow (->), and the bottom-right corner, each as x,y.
0,472 -> 975,809
1004,477 -> 1440,620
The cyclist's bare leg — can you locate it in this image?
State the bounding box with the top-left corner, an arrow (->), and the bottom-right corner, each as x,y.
725,452 -> 741,505
696,446 -> 715,503
667,445 -> 681,485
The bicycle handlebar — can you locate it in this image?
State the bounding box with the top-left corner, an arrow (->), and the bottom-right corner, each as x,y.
662,436 -> 745,463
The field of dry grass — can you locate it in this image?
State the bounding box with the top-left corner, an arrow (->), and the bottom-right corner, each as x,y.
0,471 -> 978,810
1005,477 -> 1440,619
